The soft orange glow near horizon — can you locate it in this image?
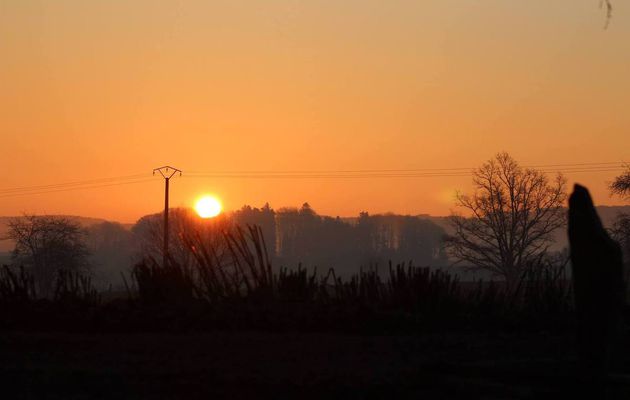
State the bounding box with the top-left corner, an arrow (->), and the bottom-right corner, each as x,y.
1,1 -> 629,223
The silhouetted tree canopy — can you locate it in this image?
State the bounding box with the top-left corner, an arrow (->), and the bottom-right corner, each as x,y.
275,205 -> 447,275
232,203 -> 276,253
127,204 -> 449,277
445,152 -> 567,286
610,165 -> 630,199
7,215 -> 90,295
609,164 -> 630,274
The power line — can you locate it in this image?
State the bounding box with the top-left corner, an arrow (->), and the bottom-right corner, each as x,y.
0,173 -> 149,194
184,161 -> 626,175
182,171 -> 624,180
0,178 -> 154,198
0,162 -> 626,197
183,167 -> 626,179
525,161 -> 624,168
186,167 -> 624,176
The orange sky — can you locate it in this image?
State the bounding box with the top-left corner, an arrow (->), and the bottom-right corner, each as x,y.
1,1 -> 629,223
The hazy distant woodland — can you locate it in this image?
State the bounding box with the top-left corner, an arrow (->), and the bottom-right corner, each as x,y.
0,207 -> 443,288
128,203 -> 449,286
2,203 -> 629,291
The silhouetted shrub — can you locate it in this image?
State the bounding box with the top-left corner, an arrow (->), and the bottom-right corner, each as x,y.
0,265 -> 36,304
275,265 -> 323,302
387,262 -> 460,314
54,269 -> 100,307
132,257 -> 194,306
178,224 -> 273,303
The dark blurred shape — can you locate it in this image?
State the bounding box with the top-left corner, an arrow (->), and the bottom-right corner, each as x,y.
568,184 -> 625,380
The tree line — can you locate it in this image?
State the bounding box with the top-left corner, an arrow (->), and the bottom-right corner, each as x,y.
4,152 -> 629,295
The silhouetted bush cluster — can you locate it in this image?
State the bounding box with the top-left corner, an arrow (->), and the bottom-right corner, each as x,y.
0,265 -> 100,331
0,265 -> 36,304
0,224 -> 575,333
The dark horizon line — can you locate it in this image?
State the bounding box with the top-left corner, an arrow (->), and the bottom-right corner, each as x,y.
2,203 -> 630,226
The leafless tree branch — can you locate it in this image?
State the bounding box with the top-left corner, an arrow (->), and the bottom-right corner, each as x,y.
444,152 -> 567,286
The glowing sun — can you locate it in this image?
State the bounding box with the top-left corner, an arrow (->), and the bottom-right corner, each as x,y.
195,195 -> 222,218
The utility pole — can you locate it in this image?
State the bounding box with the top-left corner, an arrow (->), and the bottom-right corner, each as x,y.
153,166 -> 182,267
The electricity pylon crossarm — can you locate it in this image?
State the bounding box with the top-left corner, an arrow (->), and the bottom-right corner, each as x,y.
153,166 -> 182,267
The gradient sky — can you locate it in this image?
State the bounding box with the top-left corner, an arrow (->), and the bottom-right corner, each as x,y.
1,1 -> 629,223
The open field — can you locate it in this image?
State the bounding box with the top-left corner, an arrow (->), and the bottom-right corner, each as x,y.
1,330 -> 630,399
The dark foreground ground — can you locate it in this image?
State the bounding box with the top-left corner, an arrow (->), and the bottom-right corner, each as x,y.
1,331 -> 630,399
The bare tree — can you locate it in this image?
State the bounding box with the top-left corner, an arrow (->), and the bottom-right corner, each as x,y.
444,152 -> 567,287
7,215 -> 90,296
609,164 -> 630,280
609,164 -> 630,199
